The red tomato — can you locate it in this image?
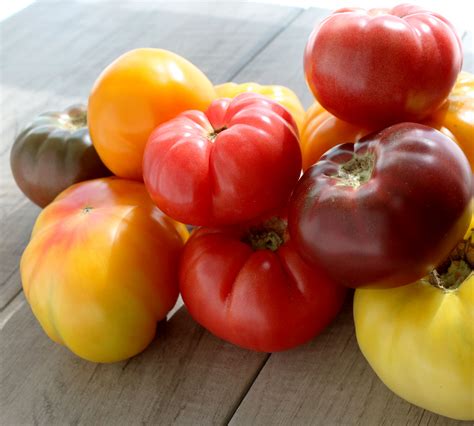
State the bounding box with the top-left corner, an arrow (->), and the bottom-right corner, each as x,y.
179,214 -> 346,352
143,93 -> 301,226
289,123 -> 472,289
304,4 -> 463,127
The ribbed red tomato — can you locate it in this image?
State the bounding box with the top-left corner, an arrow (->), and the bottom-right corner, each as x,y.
143,93 -> 301,226
304,4 -> 463,127
179,213 -> 346,352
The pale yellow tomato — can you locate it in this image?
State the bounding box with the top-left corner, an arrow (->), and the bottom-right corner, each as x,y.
354,217 -> 474,420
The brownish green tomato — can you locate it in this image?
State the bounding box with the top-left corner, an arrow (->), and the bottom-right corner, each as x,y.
10,104 -> 111,207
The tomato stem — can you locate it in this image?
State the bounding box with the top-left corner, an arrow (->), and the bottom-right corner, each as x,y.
208,127 -> 227,142
58,109 -> 87,130
334,153 -> 375,188
242,217 -> 288,252
429,230 -> 473,290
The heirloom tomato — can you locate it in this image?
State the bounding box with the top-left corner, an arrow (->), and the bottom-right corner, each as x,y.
426,71 -> 474,169
21,178 -> 188,363
143,93 -> 301,226
354,216 -> 474,420
215,82 -> 305,134
289,123 -> 472,288
179,213 -> 346,352
10,104 -> 111,207
88,48 -> 216,180
304,4 -> 463,127
301,72 -> 474,171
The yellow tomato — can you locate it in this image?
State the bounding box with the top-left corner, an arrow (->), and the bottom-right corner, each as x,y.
302,71 -> 474,171
21,177 -> 188,363
88,48 -> 217,180
215,82 -> 305,134
354,217 -> 474,420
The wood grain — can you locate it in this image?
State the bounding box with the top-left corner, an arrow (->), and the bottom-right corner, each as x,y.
0,1 -> 300,311
0,301 -> 269,425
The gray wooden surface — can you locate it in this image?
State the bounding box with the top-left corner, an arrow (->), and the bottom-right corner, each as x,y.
0,2 -> 472,425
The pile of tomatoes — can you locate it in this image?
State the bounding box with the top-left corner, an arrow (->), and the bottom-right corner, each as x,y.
10,4 -> 473,421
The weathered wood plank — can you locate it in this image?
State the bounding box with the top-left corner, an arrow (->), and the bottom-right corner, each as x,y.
0,1 -> 300,311
228,8 -> 472,425
0,290 -> 25,329
0,301 -> 269,425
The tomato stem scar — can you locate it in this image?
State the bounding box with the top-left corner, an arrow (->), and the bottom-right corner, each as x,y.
58,106 -> 87,131
242,216 -> 288,252
207,126 -> 227,142
334,153 -> 375,188
429,229 -> 473,290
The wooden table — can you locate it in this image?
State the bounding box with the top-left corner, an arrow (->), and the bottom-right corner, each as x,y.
1,2 -> 472,424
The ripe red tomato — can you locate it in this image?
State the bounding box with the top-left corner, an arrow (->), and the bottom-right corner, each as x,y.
304,4 -> 463,127
289,123 -> 472,289
179,214 -> 346,352
143,93 -> 301,226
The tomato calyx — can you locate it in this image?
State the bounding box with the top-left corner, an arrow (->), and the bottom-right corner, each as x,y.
333,153 -> 375,188
207,126 -> 227,142
242,216 -> 288,252
429,230 -> 473,290
58,106 -> 87,131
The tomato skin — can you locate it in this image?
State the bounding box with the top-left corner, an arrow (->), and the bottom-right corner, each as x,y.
143,93 -> 302,226
20,177 -> 188,363
179,218 -> 346,352
215,82 -> 305,134
301,72 -> 474,171
353,218 -> 474,420
304,5 -> 463,127
425,71 -> 474,170
88,48 -> 216,180
10,104 -> 111,207
289,123 -> 472,289
300,101 -> 373,171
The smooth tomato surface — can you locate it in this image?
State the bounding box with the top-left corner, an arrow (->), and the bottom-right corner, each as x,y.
143,93 -> 302,226
179,215 -> 346,352
304,4 -> 463,127
88,48 -> 216,180
215,82 -> 305,134
301,72 -> 474,171
289,123 -> 472,288
354,217 -> 474,420
21,178 -> 188,362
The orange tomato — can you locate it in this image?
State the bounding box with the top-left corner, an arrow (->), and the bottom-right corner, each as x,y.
300,101 -> 373,171
21,177 -> 188,363
88,49 -> 217,180
215,82 -> 305,135
302,71 -> 474,171
425,71 -> 474,168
